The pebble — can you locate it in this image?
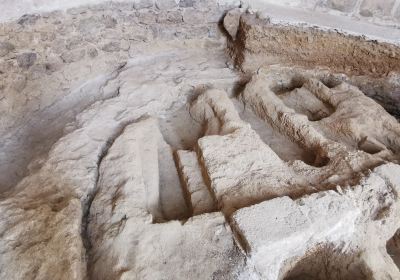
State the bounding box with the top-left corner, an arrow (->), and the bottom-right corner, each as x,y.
16,52 -> 37,69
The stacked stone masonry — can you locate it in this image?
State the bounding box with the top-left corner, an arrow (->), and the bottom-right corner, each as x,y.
251,0 -> 400,25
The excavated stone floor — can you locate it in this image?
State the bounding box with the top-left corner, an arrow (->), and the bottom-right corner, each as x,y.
1,1 -> 400,280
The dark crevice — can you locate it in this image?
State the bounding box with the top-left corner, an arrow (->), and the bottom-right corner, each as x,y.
225,213 -> 250,254
283,244 -> 372,280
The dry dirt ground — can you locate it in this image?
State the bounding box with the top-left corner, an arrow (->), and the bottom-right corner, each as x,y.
1,1 -> 400,280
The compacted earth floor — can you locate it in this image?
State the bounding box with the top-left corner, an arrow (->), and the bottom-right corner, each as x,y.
1,1 -> 400,280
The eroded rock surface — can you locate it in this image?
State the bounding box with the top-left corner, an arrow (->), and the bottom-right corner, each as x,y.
88,118 -> 244,279
233,163 -> 400,280
1,3 -> 400,280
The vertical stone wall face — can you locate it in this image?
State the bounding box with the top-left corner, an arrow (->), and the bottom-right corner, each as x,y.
1,0 -> 400,25
253,0 -> 400,25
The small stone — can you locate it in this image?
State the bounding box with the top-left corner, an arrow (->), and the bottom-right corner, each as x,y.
127,26 -> 154,42
16,52 -> 37,69
167,11 -> 183,23
157,11 -> 183,23
60,49 -> 85,63
193,0 -> 215,10
182,9 -> 204,24
66,37 -> 82,50
359,8 -> 373,17
137,11 -> 157,24
87,47 -> 98,58
11,74 -> 27,92
101,42 -> 120,52
103,15 -> 117,28
223,8 -> 243,39
17,14 -> 41,25
78,17 -> 103,35
179,0 -> 194,7
118,40 -> 128,51
155,0 -> 177,10
133,0 -> 154,9
0,42 -> 15,57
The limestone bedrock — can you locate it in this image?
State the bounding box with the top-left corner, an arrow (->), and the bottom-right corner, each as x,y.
1,2 -> 400,280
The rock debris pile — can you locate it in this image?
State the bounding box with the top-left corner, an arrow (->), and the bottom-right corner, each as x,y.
1,1 -> 400,280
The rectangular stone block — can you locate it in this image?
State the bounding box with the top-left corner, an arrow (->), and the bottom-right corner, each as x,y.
231,193 -> 358,279
176,150 -> 216,215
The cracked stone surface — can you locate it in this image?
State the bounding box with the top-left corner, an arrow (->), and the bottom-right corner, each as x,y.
1,2 -> 400,280
232,163 -> 400,280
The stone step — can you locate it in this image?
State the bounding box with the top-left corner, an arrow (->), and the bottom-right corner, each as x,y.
176,150 -> 216,215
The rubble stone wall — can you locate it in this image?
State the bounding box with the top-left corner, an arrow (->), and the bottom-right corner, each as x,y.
1,0 -> 400,26
256,0 -> 400,25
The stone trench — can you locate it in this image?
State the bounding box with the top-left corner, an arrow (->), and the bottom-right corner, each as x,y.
1,1 -> 400,280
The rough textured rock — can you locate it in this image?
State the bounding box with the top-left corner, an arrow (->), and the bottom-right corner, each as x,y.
155,0 -> 178,10
232,163 -> 400,279
179,0 -> 194,8
360,0 -> 396,17
88,118 -> 244,279
17,14 -> 41,25
0,42 -> 15,57
16,52 -> 37,68
328,0 -> 358,13
133,0 -> 154,9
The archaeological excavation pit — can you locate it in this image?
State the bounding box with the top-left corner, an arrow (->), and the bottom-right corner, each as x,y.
1,0 -> 400,279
